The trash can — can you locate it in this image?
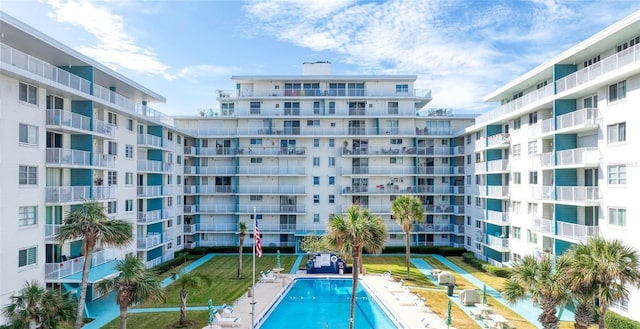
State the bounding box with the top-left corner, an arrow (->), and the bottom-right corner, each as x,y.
447,284 -> 455,297
247,287 -> 253,297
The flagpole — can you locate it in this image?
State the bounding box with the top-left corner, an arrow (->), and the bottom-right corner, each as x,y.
251,206 -> 256,329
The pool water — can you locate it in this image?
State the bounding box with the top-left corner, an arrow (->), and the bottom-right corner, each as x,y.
259,278 -> 399,329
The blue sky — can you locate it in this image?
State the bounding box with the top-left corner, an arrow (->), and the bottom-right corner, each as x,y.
2,0 -> 640,116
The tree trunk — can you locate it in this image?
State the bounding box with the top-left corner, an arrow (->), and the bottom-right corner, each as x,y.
405,230 -> 411,280
119,305 -> 127,329
349,250 -> 360,329
598,302 -> 607,329
573,302 -> 592,329
538,301 -> 559,329
74,239 -> 96,329
237,237 -> 244,278
180,289 -> 187,325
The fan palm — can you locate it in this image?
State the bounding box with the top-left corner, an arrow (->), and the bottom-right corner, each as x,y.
502,255 -> 570,329
56,200 -> 133,329
237,221 -> 247,278
171,271 -> 212,326
1,281 -> 76,329
96,254 -> 165,329
391,195 -> 424,279
566,237 -> 640,329
325,205 -> 387,329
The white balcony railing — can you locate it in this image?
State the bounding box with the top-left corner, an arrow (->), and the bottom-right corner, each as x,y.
486,210 -> 509,225
486,186 -> 510,198
44,248 -> 116,280
486,235 -> 510,251
556,108 -> 599,131
137,209 -> 173,224
486,133 -> 511,148
486,159 -> 509,172
137,233 -> 163,249
183,185 -> 236,194
475,84 -> 554,126
556,186 -> 599,202
93,186 -> 116,200
46,148 -> 91,167
236,185 -> 306,194
137,159 -> 163,172
137,185 -> 163,197
341,166 -> 417,175
46,109 -> 91,131
137,134 -> 163,148
46,186 -> 91,203
556,147 -> 600,167
532,217 -> 554,234
237,166 -> 305,175
556,221 -> 599,242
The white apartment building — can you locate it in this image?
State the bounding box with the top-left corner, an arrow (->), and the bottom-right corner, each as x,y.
0,12 -> 186,322
172,61 -> 475,251
462,10 -> 640,321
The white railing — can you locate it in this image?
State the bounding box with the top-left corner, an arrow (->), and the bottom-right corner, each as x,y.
44,249 -> 115,280
556,147 -> 600,167
46,109 -> 91,131
540,152 -> 554,167
46,148 -> 91,166
556,186 -> 599,202
487,186 -> 510,198
417,166 -> 464,175
342,185 -> 415,194
475,84 -> 554,126
486,133 -> 511,148
183,185 -> 236,194
93,153 -> 117,168
185,204 -> 236,213
185,166 -> 236,175
46,186 -> 91,203
532,217 -> 554,234
137,209 -> 172,224
416,185 -> 464,194
236,185 -> 306,194
532,118 -> 554,136
183,224 -> 196,234
190,147 -> 239,156
137,159 -> 163,172
556,222 -> 599,242
486,235 -> 510,251
486,159 -> 509,172
137,134 -> 163,148
340,204 -> 392,213
238,146 -> 305,156
237,166 -> 305,175
556,108 -> 599,131
93,119 -> 116,137
556,44 -> 640,94
341,166 -> 417,175
137,185 -> 163,197
424,204 -> 464,214
94,186 -> 115,200
237,204 -> 306,213
45,224 -> 62,240
486,210 -> 509,224
145,252 -> 175,269
137,233 -> 162,249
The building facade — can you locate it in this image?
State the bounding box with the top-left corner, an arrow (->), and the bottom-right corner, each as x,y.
462,10 -> 640,320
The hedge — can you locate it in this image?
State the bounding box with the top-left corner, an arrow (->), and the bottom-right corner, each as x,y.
461,252 -> 511,278
379,246 -> 467,256
605,311 -> 640,329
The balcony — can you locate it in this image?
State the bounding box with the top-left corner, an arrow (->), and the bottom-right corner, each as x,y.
183,185 -> 236,194
532,217 -> 554,235
93,186 -> 116,200
137,233 -> 163,249
424,204 -> 464,214
137,159 -> 164,172
137,134 -> 163,148
45,224 -> 61,241
184,204 -> 235,214
341,204 -> 391,213
485,235 -> 510,252
183,224 -> 196,234
236,185 -> 305,194
137,209 -> 173,224
416,185 -> 464,194
481,186 -> 510,198
45,109 -> 115,138
417,166 -> 464,175
485,133 -> 511,149
532,118 -> 554,137
342,185 -> 415,194
475,84 -> 554,126
145,252 -> 175,269
556,221 -> 599,242
45,248 -> 116,281
556,108 -> 599,132
183,165 -> 236,175
137,185 -> 163,197
556,186 -> 599,203
46,148 -> 92,167
556,44 -> 640,94
486,159 -> 510,172
237,204 -> 305,214
237,166 -> 305,175
555,147 -> 600,167
486,210 -> 509,225
46,186 -> 90,203
341,166 -> 416,176
238,147 -> 305,156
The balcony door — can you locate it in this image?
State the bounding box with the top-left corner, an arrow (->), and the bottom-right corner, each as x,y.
585,169 -> 598,186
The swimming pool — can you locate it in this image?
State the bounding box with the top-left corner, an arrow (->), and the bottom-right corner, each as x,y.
258,278 -> 400,329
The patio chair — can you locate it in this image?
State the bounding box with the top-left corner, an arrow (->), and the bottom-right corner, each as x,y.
260,271 -> 278,283
215,312 -> 241,327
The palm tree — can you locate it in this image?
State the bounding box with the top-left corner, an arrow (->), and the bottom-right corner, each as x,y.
391,195 -> 424,279
56,200 -> 133,329
237,221 -> 247,278
171,271 -> 212,326
566,237 -> 640,329
1,281 -> 76,329
502,254 -> 571,329
95,255 -> 165,329
325,205 -> 387,329
567,282 -> 596,329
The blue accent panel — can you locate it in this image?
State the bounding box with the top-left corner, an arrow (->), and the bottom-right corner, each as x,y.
555,169 -> 577,186
147,198 -> 162,211
147,150 -> 163,161
147,174 -> 162,186
147,246 -> 163,261
485,248 -> 504,262
147,125 -> 163,138
147,222 -> 162,234
70,135 -> 93,152
554,134 -> 576,151
486,199 -> 502,212
70,241 -> 83,258
554,99 -> 576,117
71,100 -> 93,117
553,64 -> 577,82
70,169 -> 91,186
486,125 -> 502,136
486,174 -> 502,185
486,149 -> 502,161
555,239 -> 575,256
486,223 -> 503,237
555,205 -> 577,223
61,66 -> 94,82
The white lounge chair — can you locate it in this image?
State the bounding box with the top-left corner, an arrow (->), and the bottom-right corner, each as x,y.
260,271 -> 278,282
215,312 -> 241,327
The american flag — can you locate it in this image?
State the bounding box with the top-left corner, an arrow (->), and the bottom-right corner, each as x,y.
255,217 -> 262,258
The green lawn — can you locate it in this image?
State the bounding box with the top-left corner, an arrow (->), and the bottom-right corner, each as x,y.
101,311 -> 210,329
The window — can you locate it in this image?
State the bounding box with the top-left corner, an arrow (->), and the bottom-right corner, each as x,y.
513,227 -> 521,239
46,95 -> 63,109
528,202 -> 538,215
108,141 -> 117,155
19,166 -> 37,185
329,195 -> 335,204
307,120 -> 320,126
475,197 -> 481,207
475,153 -> 481,163
177,175 -> 182,184
167,131 -> 173,141
512,144 -> 521,158
608,207 -> 626,226
608,81 -> 626,102
18,247 -> 37,268
125,172 -> 133,185
329,139 -> 335,147
312,101 -> 320,115
19,82 -> 38,105
250,139 -> 262,145
250,102 -> 261,114
177,216 -> 182,225
177,155 -> 182,164
511,201 -> 521,214
607,122 -> 626,143
476,131 -> 482,140
19,124 -> 38,145
395,84 -> 409,93
466,155 -> 471,164
250,195 -> 263,201
167,197 -> 173,207
616,35 -> 640,52
124,145 -> 134,158
313,157 -> 320,166
108,112 -> 118,126
107,171 -> 117,186
313,139 -> 319,147
177,135 -> 182,144
528,112 -> 538,125
536,81 -> 548,89
250,158 -> 263,164
107,201 -> 117,214
608,165 -> 626,185
512,172 -> 521,184
125,200 -> 133,212
388,102 -> 398,115
313,214 -> 320,223
313,195 -> 320,204
467,216 -> 471,225
466,135 -> 471,144
177,236 -> 182,246
166,175 -> 172,185
390,158 -> 403,164
167,220 -> 173,228
328,102 -> 335,114
529,171 -> 538,184
442,158 -> 448,164
527,230 -> 538,244
466,196 -> 471,205
390,138 -> 402,145
18,206 -> 37,226
527,141 -> 538,156
466,175 -> 471,184
127,119 -> 133,131
514,117 -> 521,130
329,176 -> 335,185
313,176 -> 320,185
328,157 -> 335,167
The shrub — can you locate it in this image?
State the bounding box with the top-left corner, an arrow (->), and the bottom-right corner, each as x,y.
438,247 -> 466,257
483,264 -> 512,278
605,311 -> 640,329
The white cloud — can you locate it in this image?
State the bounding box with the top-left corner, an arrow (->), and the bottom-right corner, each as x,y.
46,0 -> 173,79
